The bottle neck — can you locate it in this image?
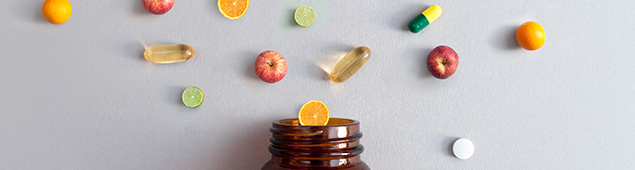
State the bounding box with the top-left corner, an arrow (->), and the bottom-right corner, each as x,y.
268,118 -> 364,168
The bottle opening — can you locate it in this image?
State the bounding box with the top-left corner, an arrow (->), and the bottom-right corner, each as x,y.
274,118 -> 358,127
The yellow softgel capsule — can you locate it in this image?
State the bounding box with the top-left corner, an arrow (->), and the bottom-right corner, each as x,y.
144,44 -> 194,64
329,46 -> 371,83
408,5 -> 442,33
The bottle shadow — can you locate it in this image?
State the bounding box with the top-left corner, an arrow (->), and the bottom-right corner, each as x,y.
209,118 -> 281,169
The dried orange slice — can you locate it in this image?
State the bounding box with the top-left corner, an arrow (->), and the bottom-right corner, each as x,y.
298,100 -> 330,126
218,0 -> 249,20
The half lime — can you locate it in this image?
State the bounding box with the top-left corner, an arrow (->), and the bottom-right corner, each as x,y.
294,5 -> 316,27
182,86 -> 204,108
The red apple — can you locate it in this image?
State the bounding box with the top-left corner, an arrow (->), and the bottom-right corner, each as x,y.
255,51 -> 287,83
427,45 -> 459,79
142,0 -> 174,15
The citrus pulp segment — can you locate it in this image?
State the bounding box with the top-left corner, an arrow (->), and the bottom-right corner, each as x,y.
294,5 -> 316,27
298,100 -> 330,126
218,0 -> 249,20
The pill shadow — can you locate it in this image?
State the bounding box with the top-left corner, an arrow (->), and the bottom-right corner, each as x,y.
492,25 -> 521,50
391,4 -> 429,32
444,137 -> 459,157
311,44 -> 354,81
312,61 -> 331,81
120,41 -> 147,62
210,118 -> 276,169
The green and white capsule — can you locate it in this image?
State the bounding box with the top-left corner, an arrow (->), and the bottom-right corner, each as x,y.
408,5 -> 442,33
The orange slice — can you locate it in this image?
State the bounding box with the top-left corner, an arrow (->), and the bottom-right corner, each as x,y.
218,0 -> 249,20
298,100 -> 330,126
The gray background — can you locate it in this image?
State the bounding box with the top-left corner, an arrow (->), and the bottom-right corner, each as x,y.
1,0 -> 634,169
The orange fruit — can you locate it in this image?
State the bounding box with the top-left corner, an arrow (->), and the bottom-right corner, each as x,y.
516,21 -> 546,51
218,0 -> 249,20
298,100 -> 330,126
42,0 -> 72,25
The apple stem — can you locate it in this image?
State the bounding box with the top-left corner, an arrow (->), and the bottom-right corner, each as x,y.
268,62 -> 274,67
442,60 -> 447,65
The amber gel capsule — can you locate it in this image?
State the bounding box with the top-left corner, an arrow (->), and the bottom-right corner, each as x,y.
329,46 -> 371,83
144,44 -> 194,64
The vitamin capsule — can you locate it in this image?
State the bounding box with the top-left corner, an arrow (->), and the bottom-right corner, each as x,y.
144,44 -> 194,64
329,46 -> 371,83
408,5 -> 442,33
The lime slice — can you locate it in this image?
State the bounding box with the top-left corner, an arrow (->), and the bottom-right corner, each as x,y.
182,86 -> 204,108
294,5 -> 316,27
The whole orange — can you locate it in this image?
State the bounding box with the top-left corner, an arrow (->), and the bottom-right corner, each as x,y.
42,0 -> 72,25
516,21 -> 545,51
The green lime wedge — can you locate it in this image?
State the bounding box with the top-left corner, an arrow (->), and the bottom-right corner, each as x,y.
294,5 -> 316,27
182,86 -> 204,108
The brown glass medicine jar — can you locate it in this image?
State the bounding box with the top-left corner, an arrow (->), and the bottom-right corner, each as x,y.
261,118 -> 370,170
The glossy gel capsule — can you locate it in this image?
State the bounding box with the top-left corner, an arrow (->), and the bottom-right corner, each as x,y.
329,46 -> 371,83
408,5 -> 442,33
144,44 -> 194,64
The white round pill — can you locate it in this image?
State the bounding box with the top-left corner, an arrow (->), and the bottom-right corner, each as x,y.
452,138 -> 474,159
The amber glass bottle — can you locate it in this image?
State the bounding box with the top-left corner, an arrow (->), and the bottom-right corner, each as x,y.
261,118 -> 370,170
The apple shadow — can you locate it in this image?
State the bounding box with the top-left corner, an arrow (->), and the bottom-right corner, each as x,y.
419,47 -> 435,78
210,118 -> 278,169
130,1 -> 162,25
134,0 -> 151,16
243,51 -> 261,81
491,25 -> 521,50
389,3 -> 428,32
237,50 -> 270,93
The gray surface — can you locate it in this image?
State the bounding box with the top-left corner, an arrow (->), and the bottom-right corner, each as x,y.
2,0 -> 635,169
